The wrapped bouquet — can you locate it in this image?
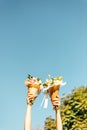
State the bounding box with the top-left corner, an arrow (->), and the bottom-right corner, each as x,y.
24,74 -> 42,105
42,75 -> 66,110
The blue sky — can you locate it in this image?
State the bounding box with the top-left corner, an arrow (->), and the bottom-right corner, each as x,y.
0,0 -> 87,129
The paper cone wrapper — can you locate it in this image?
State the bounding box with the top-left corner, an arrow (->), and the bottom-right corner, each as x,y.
49,85 -> 60,100
27,84 -> 40,96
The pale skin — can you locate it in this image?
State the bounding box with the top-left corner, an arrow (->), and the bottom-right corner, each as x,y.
24,104 -> 32,130
24,92 -> 37,130
24,93 -> 62,130
51,96 -> 63,130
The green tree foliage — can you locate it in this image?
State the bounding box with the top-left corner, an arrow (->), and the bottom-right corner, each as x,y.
44,116 -> 56,130
61,86 -> 87,130
44,86 -> 87,130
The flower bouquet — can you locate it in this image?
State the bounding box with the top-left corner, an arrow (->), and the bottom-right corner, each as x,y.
43,75 -> 66,110
24,74 -> 42,105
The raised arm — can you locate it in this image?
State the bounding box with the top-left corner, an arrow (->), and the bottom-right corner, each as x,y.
24,92 -> 37,130
51,96 -> 63,130
24,104 -> 32,130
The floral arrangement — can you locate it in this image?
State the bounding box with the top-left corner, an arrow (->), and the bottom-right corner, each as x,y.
42,75 -> 65,91
24,74 -> 42,105
24,74 -> 42,87
41,75 -> 66,109
24,74 -> 66,108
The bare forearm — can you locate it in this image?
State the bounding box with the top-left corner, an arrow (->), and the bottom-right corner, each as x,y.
24,105 -> 32,130
56,110 -> 63,130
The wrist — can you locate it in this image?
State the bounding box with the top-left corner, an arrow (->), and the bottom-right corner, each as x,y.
53,105 -> 60,111
55,108 -> 61,114
27,104 -> 32,108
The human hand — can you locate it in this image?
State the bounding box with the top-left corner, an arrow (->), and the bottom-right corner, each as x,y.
26,90 -> 37,105
51,96 -> 60,110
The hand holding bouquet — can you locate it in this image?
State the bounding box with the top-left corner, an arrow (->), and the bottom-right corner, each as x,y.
24,74 -> 42,105
43,75 -> 66,110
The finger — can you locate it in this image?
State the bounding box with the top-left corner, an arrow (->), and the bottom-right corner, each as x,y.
27,94 -> 33,98
27,93 -> 34,97
52,101 -> 60,105
52,101 -> 60,104
27,94 -> 37,98
26,95 -> 37,101
52,99 -> 60,102
52,99 -> 60,103
52,102 -> 60,106
52,100 -> 60,103
27,93 -> 33,96
52,103 -> 60,105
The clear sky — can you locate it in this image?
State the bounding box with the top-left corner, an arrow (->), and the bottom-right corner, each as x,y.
0,0 -> 87,129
